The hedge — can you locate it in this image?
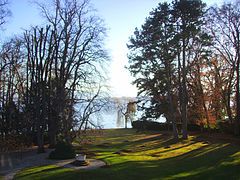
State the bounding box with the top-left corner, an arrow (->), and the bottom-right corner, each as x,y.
132,120 -> 201,132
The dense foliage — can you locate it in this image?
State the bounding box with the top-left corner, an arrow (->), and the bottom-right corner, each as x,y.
127,0 -> 240,138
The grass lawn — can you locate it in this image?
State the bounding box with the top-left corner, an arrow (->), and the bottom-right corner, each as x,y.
15,129 -> 240,180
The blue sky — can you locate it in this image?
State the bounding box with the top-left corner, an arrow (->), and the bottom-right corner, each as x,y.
2,0 -> 224,97
91,0 -> 161,97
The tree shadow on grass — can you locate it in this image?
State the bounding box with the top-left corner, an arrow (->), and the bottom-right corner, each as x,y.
14,143 -> 240,180
115,143 -> 240,180
150,141 -> 206,157
14,166 -> 65,179
133,134 -> 168,144
15,165 -> 117,180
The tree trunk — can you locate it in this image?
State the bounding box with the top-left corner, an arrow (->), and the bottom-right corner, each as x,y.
222,72 -> 234,125
182,37 -> 188,140
168,90 -> 178,139
125,114 -> 128,129
226,90 -> 234,124
197,63 -> 210,132
177,44 -> 183,131
235,50 -> 240,136
167,60 -> 178,139
36,103 -> 45,153
37,129 -> 45,153
48,116 -> 57,148
35,80 -> 45,153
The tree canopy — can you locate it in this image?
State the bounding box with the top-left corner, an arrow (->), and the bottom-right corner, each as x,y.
127,0 -> 240,138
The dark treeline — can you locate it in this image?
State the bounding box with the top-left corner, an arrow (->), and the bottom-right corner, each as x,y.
0,0 -> 109,152
127,0 -> 240,139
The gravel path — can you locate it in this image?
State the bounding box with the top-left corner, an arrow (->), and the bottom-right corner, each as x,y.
0,149 -> 106,180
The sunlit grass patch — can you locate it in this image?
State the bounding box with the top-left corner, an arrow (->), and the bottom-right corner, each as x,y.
129,137 -> 206,158
154,142 -> 208,159
192,143 -> 229,158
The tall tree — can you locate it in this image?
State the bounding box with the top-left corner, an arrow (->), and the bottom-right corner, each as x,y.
0,0 -> 11,27
36,0 -> 109,145
24,26 -> 54,153
0,38 -> 24,135
127,2 -> 179,139
128,0 -> 209,138
0,0 -> 109,151
208,0 -> 240,135
172,0 -> 207,139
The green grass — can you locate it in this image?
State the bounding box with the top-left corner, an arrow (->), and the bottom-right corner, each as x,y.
14,129 -> 240,180
0,174 -> 3,180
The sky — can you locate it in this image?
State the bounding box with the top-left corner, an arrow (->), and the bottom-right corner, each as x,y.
2,0 -> 225,98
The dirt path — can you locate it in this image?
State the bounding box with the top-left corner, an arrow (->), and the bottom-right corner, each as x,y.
0,149 -> 58,180
0,149 -> 106,180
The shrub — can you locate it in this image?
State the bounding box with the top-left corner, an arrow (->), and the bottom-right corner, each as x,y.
217,121 -> 234,134
187,124 -> 201,131
49,141 -> 76,160
132,120 -> 201,132
132,120 -> 169,131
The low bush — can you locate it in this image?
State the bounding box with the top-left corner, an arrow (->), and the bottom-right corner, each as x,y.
132,120 -> 168,131
49,141 -> 76,160
187,124 -> 202,131
217,121 -> 234,134
0,133 -> 33,152
132,120 -> 201,132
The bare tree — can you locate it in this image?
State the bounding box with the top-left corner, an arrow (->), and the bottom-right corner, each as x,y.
23,25 -> 55,153
0,0 -> 11,27
113,97 -> 136,128
0,38 -> 26,150
0,0 -> 109,152
36,0 -> 109,145
208,1 -> 240,135
76,85 -> 110,129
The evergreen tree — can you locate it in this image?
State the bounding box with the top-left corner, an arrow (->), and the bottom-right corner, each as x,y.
172,0 -> 207,139
127,2 -> 178,138
127,0 -> 208,139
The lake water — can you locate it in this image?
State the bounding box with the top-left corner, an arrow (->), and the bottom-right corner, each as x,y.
75,98 -> 166,129
92,110 -> 166,129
